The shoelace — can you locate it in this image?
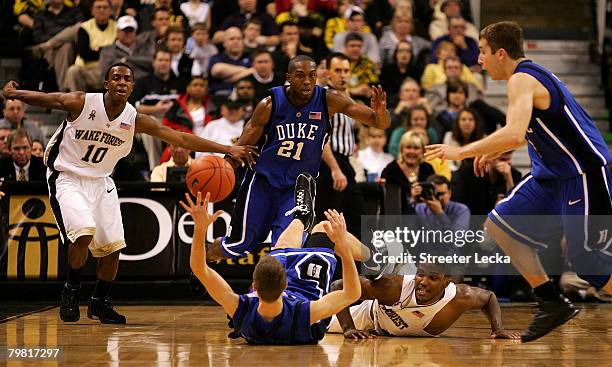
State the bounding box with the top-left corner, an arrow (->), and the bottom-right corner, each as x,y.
284,204 -> 309,217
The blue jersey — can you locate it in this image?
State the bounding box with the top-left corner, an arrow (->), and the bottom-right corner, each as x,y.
254,85 -> 330,189
515,60 -> 611,179
231,294 -> 326,344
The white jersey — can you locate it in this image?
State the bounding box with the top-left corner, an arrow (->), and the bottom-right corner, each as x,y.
44,93 -> 136,177
373,275 -> 457,337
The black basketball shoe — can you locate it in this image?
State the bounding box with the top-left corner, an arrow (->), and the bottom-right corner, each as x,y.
60,283 -> 81,322
87,297 -> 127,324
521,295 -> 580,342
285,173 -> 316,232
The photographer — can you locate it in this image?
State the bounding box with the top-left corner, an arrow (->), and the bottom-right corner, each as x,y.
410,175 -> 470,232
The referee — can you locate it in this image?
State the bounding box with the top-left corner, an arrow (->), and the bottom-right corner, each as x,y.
317,52 -> 364,235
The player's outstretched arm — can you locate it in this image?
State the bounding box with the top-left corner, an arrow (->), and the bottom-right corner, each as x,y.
180,192 -> 240,317
425,73 -> 535,162
135,113 -> 258,166
309,210 -> 361,325
330,275 -> 402,339
223,97 -> 272,169
455,284 -> 520,340
326,86 -> 390,129
2,80 -> 85,119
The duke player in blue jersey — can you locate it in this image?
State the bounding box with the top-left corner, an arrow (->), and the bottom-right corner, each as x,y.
181,187 -> 365,344
205,55 -> 390,261
426,22 -> 612,342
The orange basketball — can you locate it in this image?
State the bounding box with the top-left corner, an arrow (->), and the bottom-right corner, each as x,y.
186,156 -> 235,203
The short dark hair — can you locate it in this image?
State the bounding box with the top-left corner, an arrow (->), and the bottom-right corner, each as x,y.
344,32 -> 363,45
154,45 -> 172,59
165,25 -> 185,38
288,55 -> 316,73
105,62 -> 135,81
152,7 -> 170,21
427,174 -> 450,187
251,48 -> 273,60
191,22 -> 208,34
243,18 -> 262,30
326,52 -> 350,69
253,256 -> 286,303
280,21 -> 299,32
8,128 -> 32,149
401,105 -> 429,130
451,107 -> 484,145
446,79 -> 467,102
480,21 -> 525,60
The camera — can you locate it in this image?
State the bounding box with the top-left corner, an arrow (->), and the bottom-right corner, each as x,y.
418,182 -> 435,202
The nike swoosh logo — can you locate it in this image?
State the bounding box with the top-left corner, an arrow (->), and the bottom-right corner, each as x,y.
107,188 -> 115,193
568,199 -> 582,205
527,128 -> 534,133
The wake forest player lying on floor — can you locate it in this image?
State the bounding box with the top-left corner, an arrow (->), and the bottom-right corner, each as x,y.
182,189 -> 370,344
328,263 -> 520,339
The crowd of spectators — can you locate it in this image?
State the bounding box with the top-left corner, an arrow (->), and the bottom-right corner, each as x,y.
3,0 -> 601,300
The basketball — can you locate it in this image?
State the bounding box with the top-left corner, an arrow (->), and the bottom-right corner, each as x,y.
186,156 -> 235,203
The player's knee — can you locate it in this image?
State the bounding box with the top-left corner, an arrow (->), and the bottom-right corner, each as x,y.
72,235 -> 93,249
576,273 -> 611,289
311,221 -> 328,234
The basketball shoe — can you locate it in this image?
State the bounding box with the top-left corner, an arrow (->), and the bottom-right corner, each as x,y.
521,295 -> 580,342
88,297 -> 127,324
60,283 -> 81,322
285,173 -> 316,232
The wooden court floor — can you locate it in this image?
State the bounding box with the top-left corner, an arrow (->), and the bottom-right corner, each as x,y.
1,304 -> 610,366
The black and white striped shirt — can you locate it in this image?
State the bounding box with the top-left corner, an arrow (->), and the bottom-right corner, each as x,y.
329,112 -> 356,156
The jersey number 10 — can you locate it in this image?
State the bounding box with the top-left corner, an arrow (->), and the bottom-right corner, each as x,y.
277,141 -> 304,160
81,144 -> 109,164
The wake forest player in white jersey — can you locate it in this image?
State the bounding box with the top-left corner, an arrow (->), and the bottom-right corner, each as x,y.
1,64 -> 256,324
328,262 -> 520,339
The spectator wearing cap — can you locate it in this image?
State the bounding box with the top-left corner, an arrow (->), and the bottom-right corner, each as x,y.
213,0 -> 279,48
207,27 -> 254,100
196,98 -> 245,158
378,12 -> 430,67
324,1 -> 371,49
245,49 -> 285,102
332,9 -> 380,65
164,25 -> 193,89
430,15 -> 479,69
99,15 -> 153,81
344,33 -> 378,101
429,0 -> 479,41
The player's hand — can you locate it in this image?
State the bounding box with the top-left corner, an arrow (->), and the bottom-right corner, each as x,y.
2,80 -> 19,99
370,85 -> 388,118
424,144 -> 463,163
343,328 -> 378,339
323,210 -> 348,251
491,329 -> 521,340
331,168 -> 348,192
226,145 -> 259,168
180,192 -> 223,228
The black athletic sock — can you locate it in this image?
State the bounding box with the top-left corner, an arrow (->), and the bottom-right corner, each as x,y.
67,266 -> 82,287
534,281 -> 560,302
93,279 -> 113,300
